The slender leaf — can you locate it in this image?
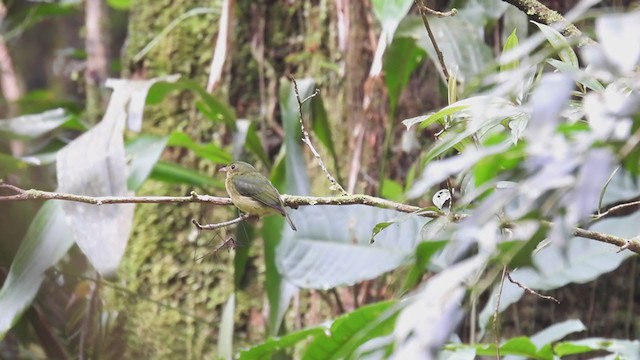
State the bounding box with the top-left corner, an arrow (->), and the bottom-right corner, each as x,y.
501,29 -> 519,72
218,294 -> 235,360
149,161 -> 225,189
0,201 -> 74,339
167,130 -> 232,164
533,21 -> 579,68
56,84 -> 133,276
238,327 -> 326,359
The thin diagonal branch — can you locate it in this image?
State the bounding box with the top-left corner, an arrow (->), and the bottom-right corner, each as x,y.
415,0 -> 455,83
288,76 -> 348,196
506,271 -> 560,304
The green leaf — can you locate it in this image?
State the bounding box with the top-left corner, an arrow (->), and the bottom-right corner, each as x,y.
402,240 -> 448,291
150,161 -> 225,189
244,121 -> 271,168
107,0 -> 131,10
146,78 -> 236,128
384,37 -> 426,113
167,130 -> 232,164
234,223 -> 255,289
0,153 -> 28,178
555,338 -> 640,358
380,178 -> 405,202
303,300 -> 397,359
500,29 -> 519,72
125,135 -> 169,191
533,21 -> 579,68
238,326 -> 326,359
0,201 -> 74,339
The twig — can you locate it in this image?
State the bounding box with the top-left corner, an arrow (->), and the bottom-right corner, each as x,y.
415,0 -> 453,83
0,184 -> 231,205
2,182 -> 640,254
493,266 -> 507,360
506,271 -> 560,304
212,237 -> 238,253
594,199 -> 640,220
192,215 -> 250,231
288,76 -> 348,196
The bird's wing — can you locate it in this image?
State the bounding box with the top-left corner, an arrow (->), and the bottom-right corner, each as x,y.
232,175 -> 285,214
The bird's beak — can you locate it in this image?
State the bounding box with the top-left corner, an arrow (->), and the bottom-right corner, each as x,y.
219,166 -> 228,173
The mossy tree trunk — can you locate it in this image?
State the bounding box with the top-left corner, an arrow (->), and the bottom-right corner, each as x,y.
115,1 -> 233,358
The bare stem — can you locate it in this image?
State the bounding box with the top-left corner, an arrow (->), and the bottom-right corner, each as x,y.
415,0 -> 453,83
506,271 -> 560,304
288,76 -> 348,196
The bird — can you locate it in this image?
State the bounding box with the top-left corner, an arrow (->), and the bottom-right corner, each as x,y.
220,161 -> 297,231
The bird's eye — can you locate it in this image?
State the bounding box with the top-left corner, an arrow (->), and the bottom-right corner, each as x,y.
230,164 -> 236,170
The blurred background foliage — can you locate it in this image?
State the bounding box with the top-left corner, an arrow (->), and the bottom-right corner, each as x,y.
0,0 -> 640,359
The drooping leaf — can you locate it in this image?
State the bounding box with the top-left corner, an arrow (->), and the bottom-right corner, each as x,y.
371,0 -> 414,44
56,82 -> 134,276
106,76 -> 180,132
384,37 -> 426,113
146,78 -> 236,128
0,201 -> 74,339
149,161 -> 225,189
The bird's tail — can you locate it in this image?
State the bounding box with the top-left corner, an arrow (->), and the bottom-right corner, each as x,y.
284,212 -> 297,231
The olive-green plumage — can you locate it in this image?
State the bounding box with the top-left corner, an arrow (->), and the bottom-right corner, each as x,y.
220,161 -> 297,231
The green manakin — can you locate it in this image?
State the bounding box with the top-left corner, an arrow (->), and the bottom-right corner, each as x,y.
220,161 -> 297,231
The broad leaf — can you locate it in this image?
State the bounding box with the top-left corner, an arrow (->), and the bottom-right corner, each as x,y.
384,37 -> 426,113
56,81 -> 134,276
278,205 -> 424,289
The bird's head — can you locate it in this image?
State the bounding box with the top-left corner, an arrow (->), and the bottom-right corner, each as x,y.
219,161 -> 257,176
